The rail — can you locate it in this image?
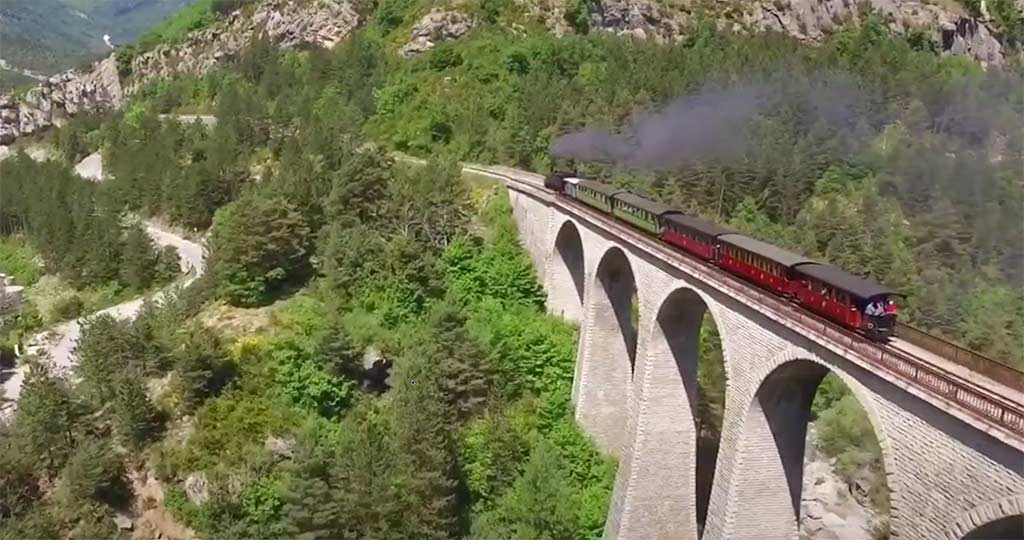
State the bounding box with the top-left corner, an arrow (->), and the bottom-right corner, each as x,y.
472,165 -> 1024,442
897,322 -> 1024,393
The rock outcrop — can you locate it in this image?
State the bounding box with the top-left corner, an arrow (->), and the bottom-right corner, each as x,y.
0,0 -> 1014,148
0,55 -> 122,144
799,425 -> 883,540
582,0 -> 1008,67
0,0 -> 360,147
399,10 -> 475,57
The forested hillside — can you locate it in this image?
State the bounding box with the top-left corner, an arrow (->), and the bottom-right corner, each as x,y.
0,0 -> 192,87
0,0 -> 1021,538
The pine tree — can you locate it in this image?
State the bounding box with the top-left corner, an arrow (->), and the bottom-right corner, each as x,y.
13,364 -> 81,474
111,376 -> 162,450
120,223 -> 157,291
425,304 -> 492,420
59,439 -> 128,506
174,324 -> 222,411
74,314 -> 134,403
209,193 -> 311,306
390,357 -> 460,540
470,439 -> 580,540
154,245 -> 182,283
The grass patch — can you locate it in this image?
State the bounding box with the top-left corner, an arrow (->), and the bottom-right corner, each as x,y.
0,236 -> 43,286
137,0 -> 217,50
25,275 -> 134,324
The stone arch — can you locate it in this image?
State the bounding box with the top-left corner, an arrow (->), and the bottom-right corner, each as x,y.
608,285 -> 730,540
546,219 -> 586,322
574,246 -> 638,455
946,495 -> 1024,539
723,355 -> 893,539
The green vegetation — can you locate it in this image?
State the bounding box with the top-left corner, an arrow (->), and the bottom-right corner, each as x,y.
136,0 -> 216,49
0,236 -> 43,286
3,1 -> 1021,537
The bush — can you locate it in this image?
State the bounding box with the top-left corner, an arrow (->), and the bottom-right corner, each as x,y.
0,237 -> 43,286
52,294 -> 84,321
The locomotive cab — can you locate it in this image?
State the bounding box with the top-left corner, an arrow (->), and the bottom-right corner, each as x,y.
861,295 -> 901,341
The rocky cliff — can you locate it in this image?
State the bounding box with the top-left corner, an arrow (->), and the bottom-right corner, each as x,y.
0,0 -> 360,146
0,0 -> 1015,148
574,0 -> 1008,67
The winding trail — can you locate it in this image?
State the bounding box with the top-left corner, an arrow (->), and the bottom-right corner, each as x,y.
1,149 -> 206,415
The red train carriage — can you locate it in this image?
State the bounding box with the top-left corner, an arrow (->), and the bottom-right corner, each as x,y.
716,233 -> 812,296
660,214 -> 734,261
791,262 -> 900,340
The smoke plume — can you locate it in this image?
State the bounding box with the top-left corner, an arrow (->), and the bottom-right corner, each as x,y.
550,71 -> 1020,169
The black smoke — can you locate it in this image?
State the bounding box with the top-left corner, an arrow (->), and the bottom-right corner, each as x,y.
550,70 -> 1021,169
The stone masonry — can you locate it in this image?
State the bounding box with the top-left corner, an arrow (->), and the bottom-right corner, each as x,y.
498,173 -> 1024,540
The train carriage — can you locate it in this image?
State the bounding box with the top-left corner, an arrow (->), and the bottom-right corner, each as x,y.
661,214 -> 733,261
791,262 -> 899,339
574,179 -> 623,214
611,192 -> 679,235
717,233 -> 812,296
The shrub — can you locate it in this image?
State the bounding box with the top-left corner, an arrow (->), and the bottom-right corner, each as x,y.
52,294 -> 84,321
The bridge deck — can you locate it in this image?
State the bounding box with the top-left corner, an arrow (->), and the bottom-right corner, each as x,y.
890,338 -> 1024,405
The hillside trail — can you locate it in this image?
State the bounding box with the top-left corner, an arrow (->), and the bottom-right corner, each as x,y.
0,150 -> 206,416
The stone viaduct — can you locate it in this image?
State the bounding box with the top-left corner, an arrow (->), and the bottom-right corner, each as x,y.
466,164 -> 1024,540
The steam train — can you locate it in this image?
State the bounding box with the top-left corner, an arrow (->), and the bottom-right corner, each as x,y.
544,166 -> 901,341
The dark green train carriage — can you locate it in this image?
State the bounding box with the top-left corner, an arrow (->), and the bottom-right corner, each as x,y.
572,179 -> 622,214
611,191 -> 679,235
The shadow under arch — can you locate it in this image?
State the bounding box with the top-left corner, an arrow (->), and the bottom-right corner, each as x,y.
574,245 -> 638,455
947,495 -> 1024,540
726,357 -> 893,539
547,219 -> 585,322
643,286 -> 728,537
962,515 -> 1024,539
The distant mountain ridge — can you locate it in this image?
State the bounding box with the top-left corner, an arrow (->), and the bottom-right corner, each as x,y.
0,0 -> 192,89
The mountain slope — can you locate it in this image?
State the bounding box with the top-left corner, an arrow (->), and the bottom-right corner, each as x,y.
0,0 -> 192,87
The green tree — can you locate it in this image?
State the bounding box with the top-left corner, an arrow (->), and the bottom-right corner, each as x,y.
470,438 -> 580,540
112,376 -> 163,449
120,223 -> 157,291
75,314 -> 137,403
59,439 -> 129,506
155,245 -> 183,283
12,364 -> 81,474
390,356 -> 461,540
209,194 -> 311,306
174,323 -> 226,411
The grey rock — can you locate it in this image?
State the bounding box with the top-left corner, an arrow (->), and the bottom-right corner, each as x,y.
400,10 -> 474,57
113,513 -> 133,530
803,517 -> 825,534
184,472 -> 210,505
579,0 -> 1007,65
264,435 -> 296,459
804,499 -> 826,520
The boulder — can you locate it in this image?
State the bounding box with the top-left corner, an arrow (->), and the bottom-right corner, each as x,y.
264,435 -> 296,459
399,10 -> 474,57
184,472 -> 209,505
113,513 -> 134,530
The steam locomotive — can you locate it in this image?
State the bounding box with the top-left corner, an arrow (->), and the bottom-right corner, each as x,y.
544,164 -> 900,341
